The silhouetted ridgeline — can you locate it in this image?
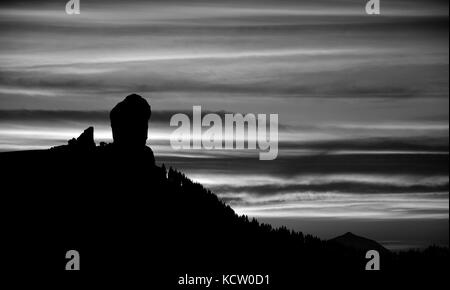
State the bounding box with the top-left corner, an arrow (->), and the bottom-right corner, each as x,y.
1,94 -> 448,287
1,137 -> 448,280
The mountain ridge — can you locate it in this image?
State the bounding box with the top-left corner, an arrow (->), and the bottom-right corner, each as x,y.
0,94 -> 448,286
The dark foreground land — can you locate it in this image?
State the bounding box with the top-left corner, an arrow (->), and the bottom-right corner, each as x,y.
1,144 -> 448,287
0,95 -> 448,287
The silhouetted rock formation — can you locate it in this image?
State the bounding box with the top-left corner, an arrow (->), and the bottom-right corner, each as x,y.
52,94 -> 156,164
67,126 -> 96,151
107,93 -> 155,165
110,93 -> 151,149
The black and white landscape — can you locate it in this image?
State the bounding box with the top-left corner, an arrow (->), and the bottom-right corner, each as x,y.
0,0 -> 448,286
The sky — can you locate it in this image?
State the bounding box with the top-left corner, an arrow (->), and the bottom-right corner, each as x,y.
0,0 -> 448,249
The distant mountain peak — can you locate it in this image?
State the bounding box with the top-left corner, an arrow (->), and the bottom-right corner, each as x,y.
330,232 -> 389,254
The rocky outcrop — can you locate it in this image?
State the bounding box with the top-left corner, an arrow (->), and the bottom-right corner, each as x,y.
110,93 -> 151,149
67,126 -> 96,151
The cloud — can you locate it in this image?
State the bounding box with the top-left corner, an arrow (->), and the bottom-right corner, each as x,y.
280,137 -> 449,153
229,191 -> 449,219
211,181 -> 449,196
0,60 -> 448,103
158,152 -> 449,179
0,110 -> 109,122
0,109 -> 238,124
